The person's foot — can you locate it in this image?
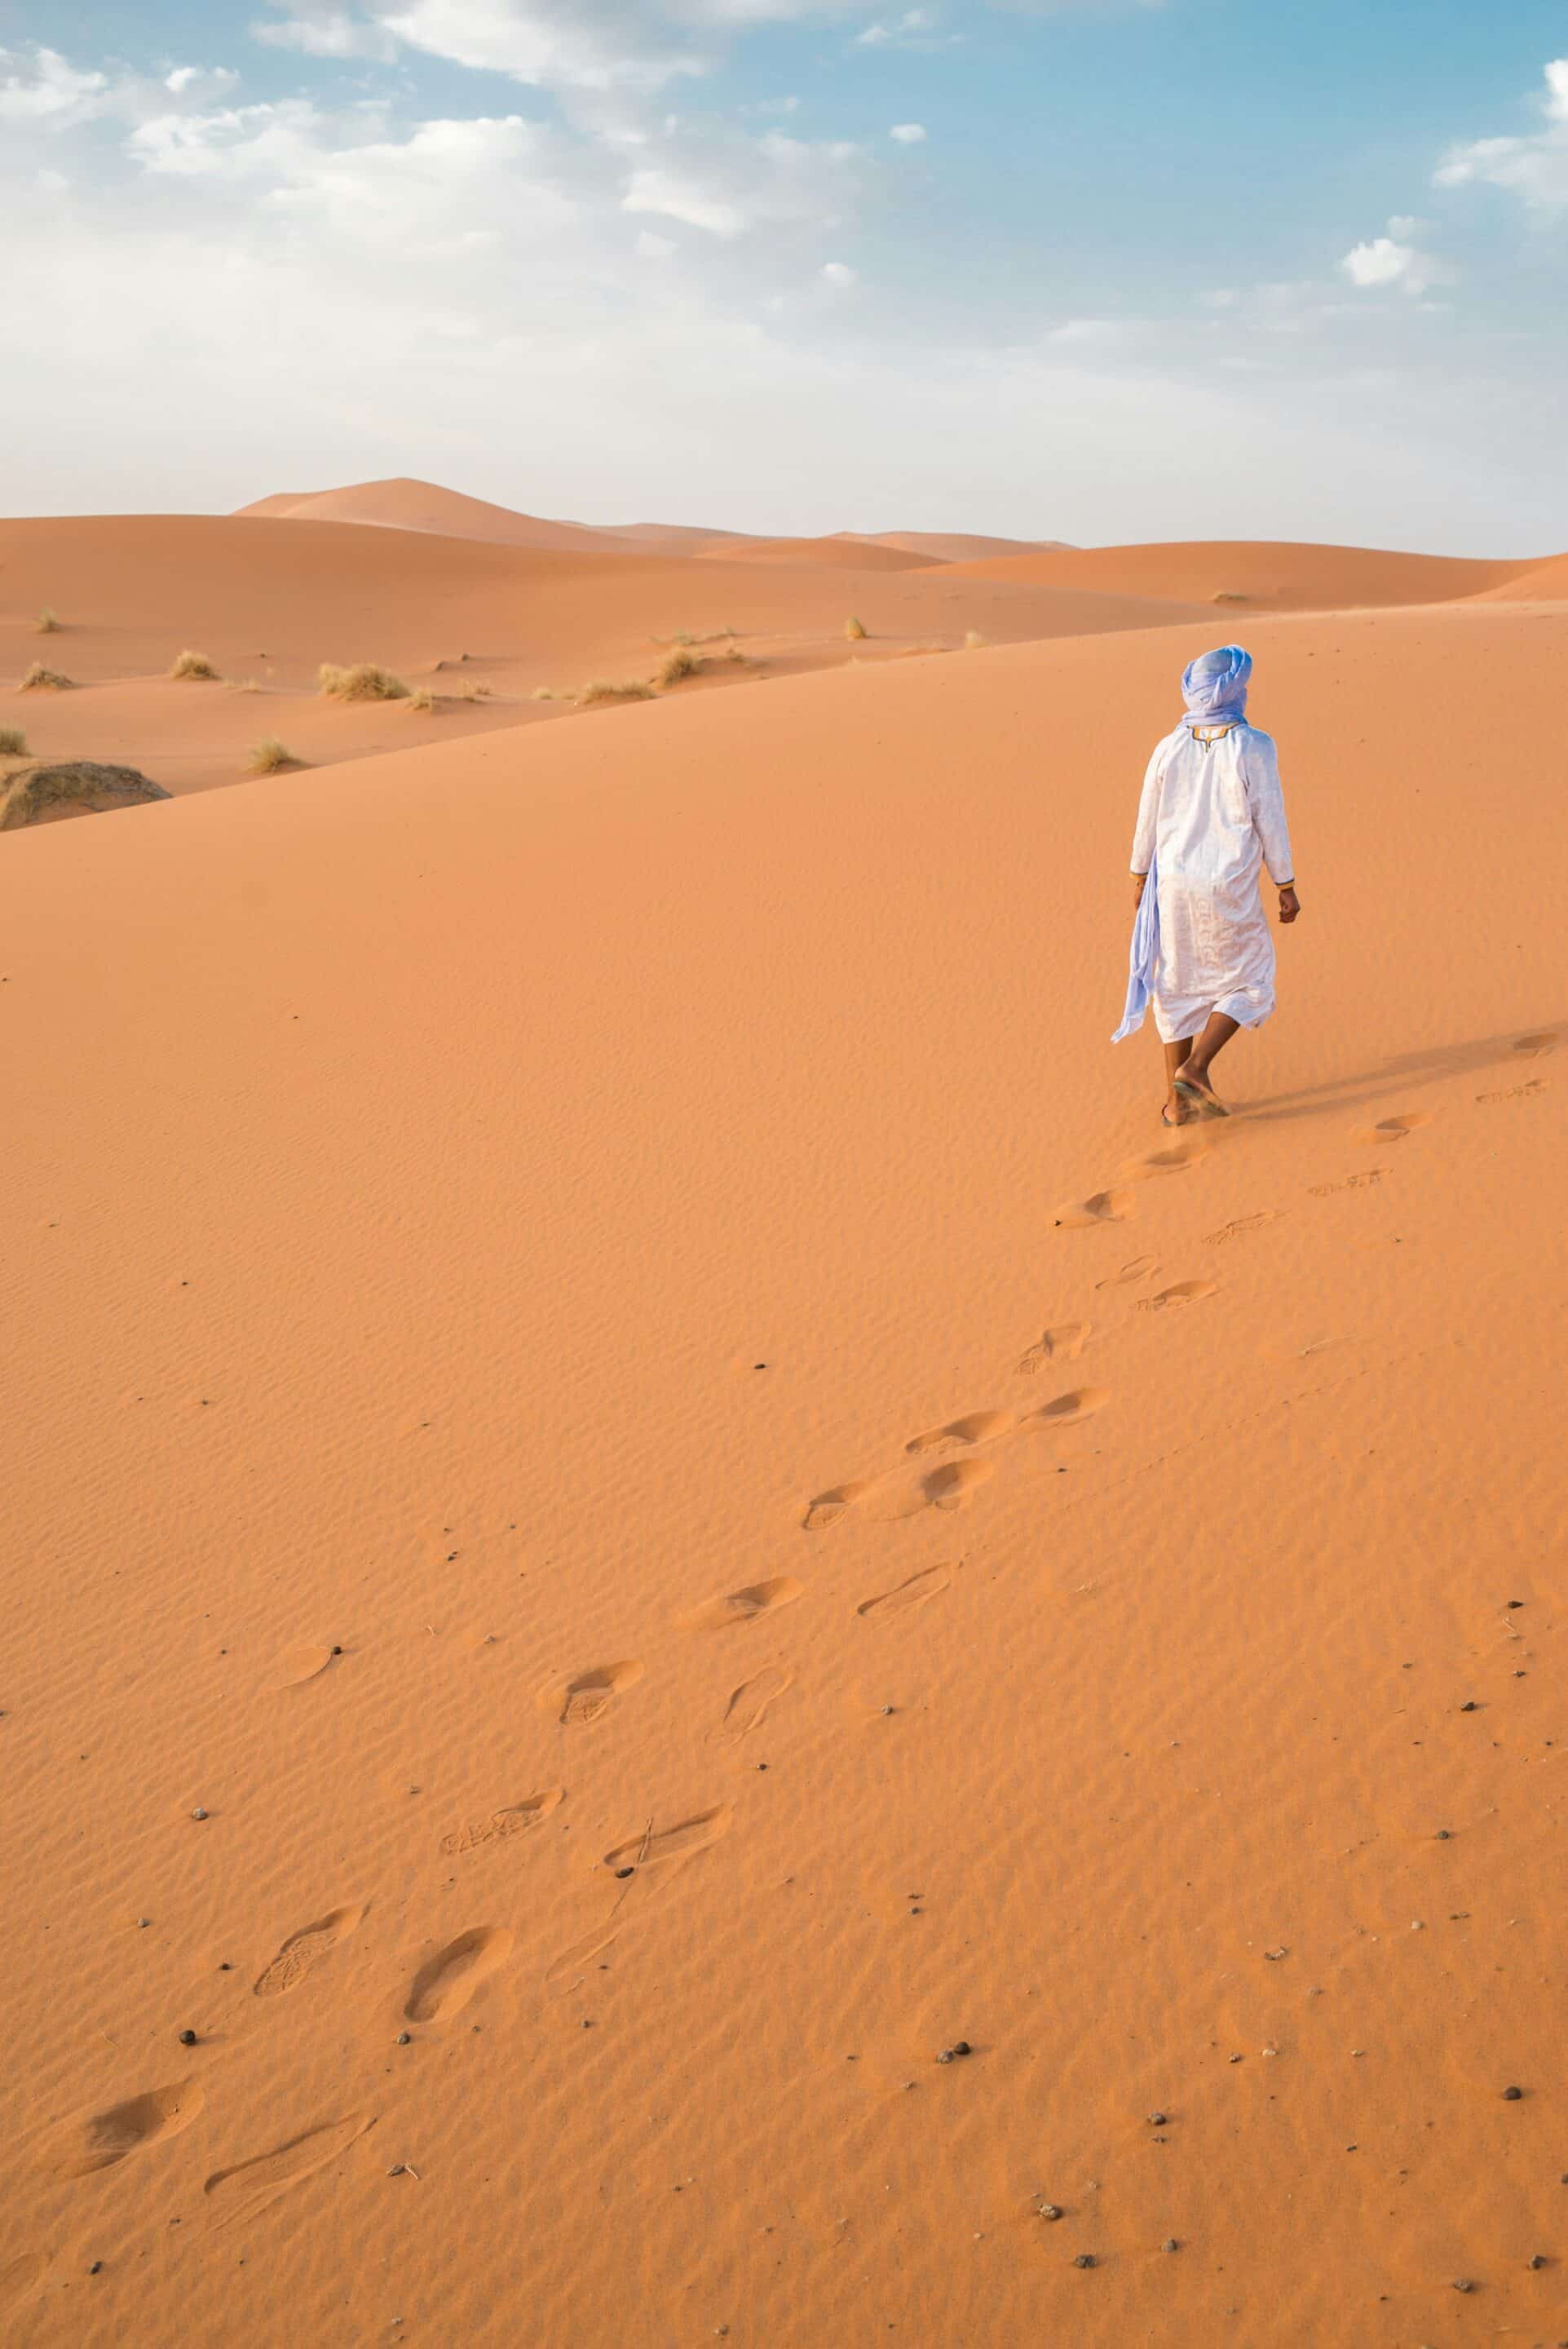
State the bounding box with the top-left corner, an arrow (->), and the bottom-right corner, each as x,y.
1162,1094 -> 1189,1126
1174,1066 -> 1226,1117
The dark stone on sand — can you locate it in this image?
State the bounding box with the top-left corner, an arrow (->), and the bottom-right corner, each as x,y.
1530,2254 -> 1548,2268
1148,2112 -> 1168,2126
1460,1701 -> 1478,1712
1504,2085 -> 1524,2099
1073,2253 -> 1097,2268
952,2041 -> 971,2056
1435,1829 -> 1451,1840
1038,2204 -> 1062,2221
397,2032 -> 411,2045
1163,2239 -> 1179,2254
179,2030 -> 197,2046
1452,2278 -> 1476,2292
191,1807 -> 208,1820
615,1867 -> 634,1879
331,1643 -> 342,1655
90,2262 -> 103,2275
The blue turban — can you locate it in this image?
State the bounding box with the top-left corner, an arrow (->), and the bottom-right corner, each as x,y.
1182,644 -> 1252,728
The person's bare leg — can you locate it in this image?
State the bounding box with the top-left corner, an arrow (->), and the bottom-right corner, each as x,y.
1163,1036 -> 1194,1125
1177,1011 -> 1241,1108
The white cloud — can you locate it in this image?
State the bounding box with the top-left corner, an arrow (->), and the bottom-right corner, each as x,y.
820,259 -> 856,284
0,46 -> 110,125
622,126 -> 859,239
1339,225 -> 1448,297
252,8 -> 399,59
1435,59 -> 1568,212
165,65 -> 241,95
854,9 -> 959,51
889,122 -> 926,144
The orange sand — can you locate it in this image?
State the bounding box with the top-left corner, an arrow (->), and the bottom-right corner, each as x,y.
941,537 -> 1534,609
232,476 -> 648,558
2,530 -> 1567,2349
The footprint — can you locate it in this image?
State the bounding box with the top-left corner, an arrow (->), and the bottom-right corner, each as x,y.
680,1577 -> 804,1632
858,1564 -> 952,1619
1356,1111 -> 1433,1144
802,1456 -> 992,1529
1204,1212 -> 1283,1245
0,2255 -> 46,2312
1476,1077 -> 1548,1104
38,2081 -> 205,2178
708,1664 -> 793,1748
602,1804 -> 732,1877
1309,1170 -> 1385,1197
1053,1188 -> 1134,1229
439,1787 -> 563,1859
1016,1322 -> 1089,1374
1096,1254 -> 1158,1289
404,1926 -> 514,2024
1023,1385 -> 1110,1428
276,1643 -> 337,1689
204,2115 -> 374,2230
1134,1281 -> 1217,1313
1124,1138 -> 1210,1178
540,1660 -> 645,1727
1513,1033 -> 1557,1057
254,1903 -> 366,1999
906,1410 -> 1014,1453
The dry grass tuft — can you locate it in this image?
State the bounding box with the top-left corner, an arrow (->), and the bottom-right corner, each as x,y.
227,677 -> 263,695
653,647 -> 703,689
18,662 -> 72,692
576,679 -> 656,709
0,725 -> 29,755
317,661 -> 409,702
844,616 -> 868,641
452,679 -> 492,701
170,648 -> 221,681
532,687 -> 558,701
35,607 -> 62,635
405,687 -> 437,714
1212,589 -> 1248,604
247,737 -> 299,774
965,630 -> 988,650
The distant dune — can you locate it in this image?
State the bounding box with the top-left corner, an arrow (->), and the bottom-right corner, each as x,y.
837,529 -> 1076,563
1470,551 -> 1568,601
939,537 -> 1534,608
233,475 -> 646,558
694,533 -> 942,570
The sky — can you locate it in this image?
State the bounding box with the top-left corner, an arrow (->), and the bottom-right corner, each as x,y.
6,1 -> 1567,550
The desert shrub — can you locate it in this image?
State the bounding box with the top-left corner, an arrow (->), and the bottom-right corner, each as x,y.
317,661 -> 409,701
452,679 -> 492,701
965,630 -> 988,649
576,679 -> 656,708
0,725 -> 28,754
404,688 -> 436,713
844,616 -> 867,641
1212,589 -> 1248,604
35,607 -> 61,634
18,662 -> 71,691
227,677 -> 262,694
247,737 -> 298,774
170,648 -> 220,680
653,647 -> 702,689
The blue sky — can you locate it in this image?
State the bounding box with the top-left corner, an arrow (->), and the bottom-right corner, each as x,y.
7,2 -> 1567,548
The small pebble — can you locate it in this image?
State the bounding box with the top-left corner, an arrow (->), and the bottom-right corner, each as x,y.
1147,2112 -> 1167,2126
615,1867 -> 634,1880
388,2165 -> 406,2178
1503,2085 -> 1524,2100
1162,2238 -> 1179,2254
1460,1701 -> 1478,1713
951,2040 -> 971,2056
178,2029 -> 197,2046
191,1807 -> 208,1820
331,1643 -> 342,1655
1435,1829 -> 1451,1840
757,1763 -> 768,1772
138,1918 -> 151,1928
1508,1598 -> 1524,1608
1073,2252 -> 1097,2269
881,1705 -> 894,1716
89,2261 -> 103,2275
1530,2253 -> 1548,2269
1452,2277 -> 1475,2292
396,2032 -> 411,2046
1037,2203 -> 1062,2221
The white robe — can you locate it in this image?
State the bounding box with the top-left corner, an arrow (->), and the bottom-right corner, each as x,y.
1129,721 -> 1294,1045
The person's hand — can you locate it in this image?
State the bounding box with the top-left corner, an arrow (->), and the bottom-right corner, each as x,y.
1132,874 -> 1148,909
1278,885 -> 1301,925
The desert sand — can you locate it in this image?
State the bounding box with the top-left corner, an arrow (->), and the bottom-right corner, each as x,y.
2,510 -> 1566,2348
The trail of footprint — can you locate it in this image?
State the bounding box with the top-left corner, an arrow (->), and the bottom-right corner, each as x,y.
1122,1138 -> 1211,1179
1513,1032 -> 1557,1057
254,1904 -> 366,1999
0,2255 -> 46,2311
858,1564 -> 952,1619
539,1660 -> 645,1727
404,1926 -> 514,2024
1053,1187 -> 1134,1229
680,1577 -> 804,1632
803,1456 -> 992,1531
545,1922 -> 621,1997
1096,1254 -> 1158,1290
1134,1281 -> 1217,1314
1355,1111 -> 1433,1144
1476,1077 -> 1548,1104
1016,1321 -> 1089,1374
276,1644 -> 337,1689
38,2081 -> 204,2178
708,1663 -> 793,1749
602,1805 -> 733,1877
1309,1170 -> 1385,1197
439,1787 -> 563,1859
548,1807 -> 734,1995
204,2115 -> 374,2230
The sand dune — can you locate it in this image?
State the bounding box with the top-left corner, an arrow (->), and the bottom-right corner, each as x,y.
0,515 -> 1213,798
1470,551 -> 1568,602
839,529 -> 1075,562
2,588 -> 1566,2343
233,476 -> 646,558
941,537 -> 1534,609
694,532 -> 943,570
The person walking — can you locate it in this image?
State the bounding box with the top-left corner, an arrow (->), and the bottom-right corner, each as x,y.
1114,645 -> 1300,1123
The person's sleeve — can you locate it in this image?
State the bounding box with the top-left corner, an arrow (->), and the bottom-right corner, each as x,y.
1129,741 -> 1164,874
1243,731 -> 1294,885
